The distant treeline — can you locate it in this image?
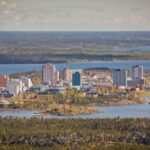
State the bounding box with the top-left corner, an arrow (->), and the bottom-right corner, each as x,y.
0,32 -> 150,63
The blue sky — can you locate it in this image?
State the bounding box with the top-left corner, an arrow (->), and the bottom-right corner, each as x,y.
0,0 -> 150,31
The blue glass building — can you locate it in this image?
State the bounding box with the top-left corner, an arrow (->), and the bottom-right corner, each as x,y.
72,71 -> 81,86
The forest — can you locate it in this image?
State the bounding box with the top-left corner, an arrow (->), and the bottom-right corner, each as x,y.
0,32 -> 150,63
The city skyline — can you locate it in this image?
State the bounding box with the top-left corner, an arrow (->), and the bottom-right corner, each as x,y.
0,0 -> 150,31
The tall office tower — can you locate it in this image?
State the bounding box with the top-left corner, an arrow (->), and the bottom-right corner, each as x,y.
131,65 -> 143,80
113,69 -> 127,87
60,67 -> 72,83
55,70 -> 60,82
72,70 -> 82,89
42,64 -> 58,86
127,65 -> 145,88
0,75 -> 9,88
65,68 -> 72,83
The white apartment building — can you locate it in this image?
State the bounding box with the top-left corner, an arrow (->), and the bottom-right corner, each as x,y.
131,65 -> 143,80
20,76 -> 32,90
113,69 -> 127,87
7,79 -> 23,95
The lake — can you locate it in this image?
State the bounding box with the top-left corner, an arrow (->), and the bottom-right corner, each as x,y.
0,104 -> 149,119
0,97 -> 150,119
0,60 -> 150,74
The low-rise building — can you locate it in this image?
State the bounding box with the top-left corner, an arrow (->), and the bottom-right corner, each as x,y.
127,79 -> 145,88
7,79 -> 23,95
46,87 -> 66,94
86,92 -> 98,98
20,76 -> 32,90
0,75 -> 9,88
106,93 -> 129,98
0,91 -> 14,98
0,100 -> 10,108
80,86 -> 91,92
27,86 -> 42,93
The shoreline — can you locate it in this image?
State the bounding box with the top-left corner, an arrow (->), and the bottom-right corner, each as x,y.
0,59 -> 150,65
0,98 -> 148,116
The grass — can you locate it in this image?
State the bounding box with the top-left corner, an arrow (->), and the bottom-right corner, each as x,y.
0,117 -> 150,150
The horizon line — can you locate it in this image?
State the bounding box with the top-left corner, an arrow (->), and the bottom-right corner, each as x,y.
0,30 -> 150,32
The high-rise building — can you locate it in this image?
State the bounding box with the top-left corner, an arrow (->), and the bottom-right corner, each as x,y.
42,64 -> 59,86
127,65 -> 145,88
131,65 -> 143,80
72,70 -> 82,89
60,67 -> 72,83
55,70 -> 60,82
113,69 -> 127,87
7,79 -> 23,95
0,75 -> 9,88
65,68 -> 72,83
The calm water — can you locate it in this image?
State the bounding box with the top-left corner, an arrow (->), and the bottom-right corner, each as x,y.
0,61 -> 150,74
0,97 -> 150,119
114,47 -> 150,51
0,104 -> 149,119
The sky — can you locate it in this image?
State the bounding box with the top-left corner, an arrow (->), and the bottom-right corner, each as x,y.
0,0 -> 150,31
